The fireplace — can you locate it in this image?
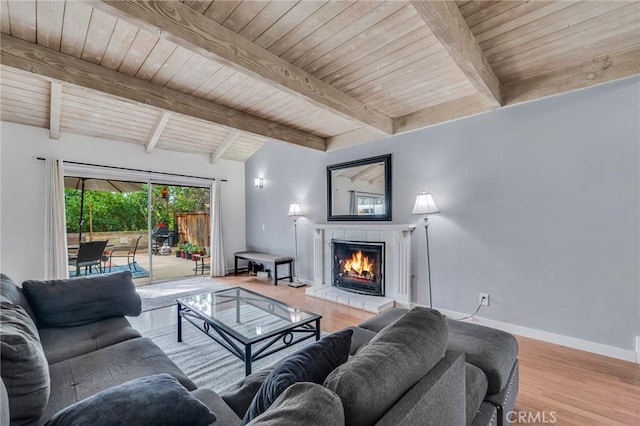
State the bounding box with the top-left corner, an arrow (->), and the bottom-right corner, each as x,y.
332,240 -> 385,296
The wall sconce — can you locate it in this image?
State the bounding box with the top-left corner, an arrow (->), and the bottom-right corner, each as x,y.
254,178 -> 264,188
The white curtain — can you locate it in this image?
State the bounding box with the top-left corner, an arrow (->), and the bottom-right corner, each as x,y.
210,179 -> 227,277
349,191 -> 357,215
44,157 -> 69,279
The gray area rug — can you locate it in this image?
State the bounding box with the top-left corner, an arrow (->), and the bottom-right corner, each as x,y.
137,277 -> 230,312
142,322 -> 318,393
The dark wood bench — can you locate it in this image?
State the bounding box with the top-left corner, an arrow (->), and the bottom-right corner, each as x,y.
234,251 -> 293,285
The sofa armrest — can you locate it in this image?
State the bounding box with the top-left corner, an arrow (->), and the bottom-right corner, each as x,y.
191,388 -> 241,426
22,271 -> 141,328
344,326 -> 377,355
375,351 -> 466,426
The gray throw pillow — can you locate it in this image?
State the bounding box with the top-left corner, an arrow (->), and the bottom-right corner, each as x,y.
0,273 -> 23,305
324,307 -> 448,426
1,379 -> 10,426
0,302 -> 51,425
246,382 -> 345,426
221,367 -> 273,418
22,271 -> 141,327
0,273 -> 37,320
242,329 -> 353,425
45,373 -> 216,426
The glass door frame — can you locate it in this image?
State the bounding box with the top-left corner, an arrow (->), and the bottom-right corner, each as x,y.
63,162 -> 214,285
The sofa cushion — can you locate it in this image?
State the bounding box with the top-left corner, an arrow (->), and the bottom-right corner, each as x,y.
0,303 -> 50,425
0,273 -> 36,320
243,329 -> 352,425
39,317 -> 141,364
247,383 -> 344,426
324,307 -> 448,426
41,337 -> 196,424
45,374 -> 216,426
221,368 -> 273,419
357,307 -> 408,332
465,363 -> 488,426
374,351 -> 466,426
22,271 -> 141,327
447,319 -> 519,394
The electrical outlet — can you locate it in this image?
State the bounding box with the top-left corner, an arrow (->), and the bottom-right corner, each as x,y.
479,293 -> 489,306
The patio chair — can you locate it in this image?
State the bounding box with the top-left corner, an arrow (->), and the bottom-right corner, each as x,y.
107,236 -> 142,272
68,240 -> 109,277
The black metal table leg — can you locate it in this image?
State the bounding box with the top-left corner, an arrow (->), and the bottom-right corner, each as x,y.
177,303 -> 183,342
234,256 -> 238,275
315,318 -> 321,341
245,344 -> 252,376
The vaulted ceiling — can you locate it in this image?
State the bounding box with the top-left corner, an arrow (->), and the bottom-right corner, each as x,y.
1,1 -> 639,162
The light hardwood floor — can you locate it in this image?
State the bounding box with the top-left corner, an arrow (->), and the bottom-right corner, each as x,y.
137,275 -> 640,426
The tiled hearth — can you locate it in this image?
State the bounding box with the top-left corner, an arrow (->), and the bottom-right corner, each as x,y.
305,223 -> 415,313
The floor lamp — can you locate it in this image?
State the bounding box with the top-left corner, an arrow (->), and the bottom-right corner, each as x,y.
288,202 -> 306,288
412,192 -> 440,309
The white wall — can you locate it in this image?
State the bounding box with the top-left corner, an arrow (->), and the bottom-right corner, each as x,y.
245,77 -> 640,355
0,122 -> 246,283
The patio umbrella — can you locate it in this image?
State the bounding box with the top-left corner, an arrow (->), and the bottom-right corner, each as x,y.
64,177 -> 145,243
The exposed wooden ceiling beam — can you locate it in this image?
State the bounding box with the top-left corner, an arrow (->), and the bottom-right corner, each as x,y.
326,128 -> 384,151
0,34 -> 325,151
49,81 -> 62,139
369,171 -> 385,185
351,164 -> 380,182
92,0 -> 394,135
502,49 -> 640,105
210,130 -> 241,164
395,94 -> 491,133
410,1 -> 502,107
145,111 -> 171,153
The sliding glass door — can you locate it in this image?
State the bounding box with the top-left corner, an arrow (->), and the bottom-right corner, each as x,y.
64,177 -> 149,283
148,182 -> 211,283
64,163 -> 214,285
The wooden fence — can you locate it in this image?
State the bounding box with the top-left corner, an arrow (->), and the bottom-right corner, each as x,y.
175,212 -> 210,248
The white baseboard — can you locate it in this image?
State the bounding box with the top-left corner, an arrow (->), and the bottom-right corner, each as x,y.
431,307 -> 638,364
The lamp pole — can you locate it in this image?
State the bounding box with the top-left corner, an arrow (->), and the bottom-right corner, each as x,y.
423,216 -> 433,309
293,216 -> 298,279
288,203 -> 305,287
412,192 -> 439,309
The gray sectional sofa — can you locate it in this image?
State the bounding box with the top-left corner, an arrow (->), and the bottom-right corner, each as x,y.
345,308 -> 519,426
0,271 -> 518,426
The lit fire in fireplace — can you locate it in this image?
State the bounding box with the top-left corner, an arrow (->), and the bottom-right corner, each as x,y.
342,250 -> 375,280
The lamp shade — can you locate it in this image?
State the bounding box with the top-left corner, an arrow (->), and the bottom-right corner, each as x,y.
288,202 -> 301,217
412,193 -> 440,215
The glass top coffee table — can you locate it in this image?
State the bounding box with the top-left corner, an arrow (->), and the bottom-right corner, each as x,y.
177,287 -> 322,376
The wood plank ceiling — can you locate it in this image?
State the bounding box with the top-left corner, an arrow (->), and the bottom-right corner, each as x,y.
1,1 -> 638,162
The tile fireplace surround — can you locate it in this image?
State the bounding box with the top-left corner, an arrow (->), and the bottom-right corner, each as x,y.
305,223 -> 416,313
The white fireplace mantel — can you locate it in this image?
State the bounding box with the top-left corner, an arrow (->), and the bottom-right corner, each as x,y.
306,223 -> 416,312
